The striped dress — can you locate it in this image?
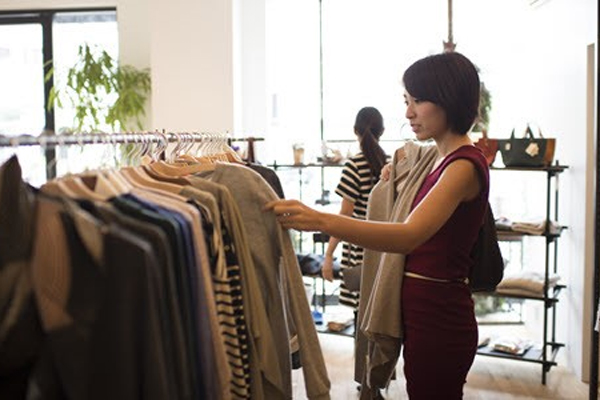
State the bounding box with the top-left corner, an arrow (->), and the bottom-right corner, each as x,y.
334,153 -> 378,310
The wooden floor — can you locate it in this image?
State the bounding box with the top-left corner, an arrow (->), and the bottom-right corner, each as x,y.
292,332 -> 594,399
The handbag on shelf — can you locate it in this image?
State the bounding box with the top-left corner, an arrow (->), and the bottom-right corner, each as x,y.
473,130 -> 498,166
498,125 -> 556,168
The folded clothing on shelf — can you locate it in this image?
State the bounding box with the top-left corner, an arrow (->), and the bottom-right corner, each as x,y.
495,217 -> 563,235
327,318 -> 354,332
495,270 -> 561,297
495,216 -> 513,231
512,219 -> 562,235
490,336 -> 535,356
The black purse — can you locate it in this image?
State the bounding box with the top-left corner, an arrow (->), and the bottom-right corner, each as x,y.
498,125 -> 556,168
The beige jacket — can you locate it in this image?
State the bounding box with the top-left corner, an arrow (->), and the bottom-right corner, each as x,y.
356,141 -> 439,395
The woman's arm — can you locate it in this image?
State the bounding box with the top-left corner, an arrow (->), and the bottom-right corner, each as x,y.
265,159 -> 480,254
321,198 -> 354,281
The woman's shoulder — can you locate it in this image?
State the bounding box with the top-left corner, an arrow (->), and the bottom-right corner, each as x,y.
345,153 -> 370,167
448,145 -> 488,169
444,145 -> 490,192
347,152 -> 365,161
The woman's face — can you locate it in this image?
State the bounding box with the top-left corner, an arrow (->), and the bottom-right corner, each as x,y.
404,90 -> 448,141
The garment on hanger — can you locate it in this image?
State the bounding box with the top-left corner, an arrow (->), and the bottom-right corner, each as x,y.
195,163 -> 331,400
0,156 -> 43,400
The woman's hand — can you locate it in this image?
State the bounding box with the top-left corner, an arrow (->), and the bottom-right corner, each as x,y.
321,254 -> 335,282
380,147 -> 406,181
264,199 -> 325,232
380,163 -> 392,181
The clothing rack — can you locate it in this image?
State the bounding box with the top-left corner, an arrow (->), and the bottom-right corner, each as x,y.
228,137 -> 265,143
0,132 -> 233,148
0,131 -> 330,400
0,132 -> 258,180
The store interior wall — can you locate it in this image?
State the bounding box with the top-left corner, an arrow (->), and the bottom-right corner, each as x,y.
0,0 -> 597,383
115,0 -> 150,130
149,0 -> 234,132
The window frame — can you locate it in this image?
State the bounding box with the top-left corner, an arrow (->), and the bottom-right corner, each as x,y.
0,7 -> 116,179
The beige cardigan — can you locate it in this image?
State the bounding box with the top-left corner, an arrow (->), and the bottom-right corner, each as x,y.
355,141 -> 439,395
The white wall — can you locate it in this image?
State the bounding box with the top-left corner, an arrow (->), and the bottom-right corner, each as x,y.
149,0 -> 234,133
115,0 -> 151,129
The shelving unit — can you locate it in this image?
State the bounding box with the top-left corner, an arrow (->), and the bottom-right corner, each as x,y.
475,164 -> 568,384
271,160 -> 570,379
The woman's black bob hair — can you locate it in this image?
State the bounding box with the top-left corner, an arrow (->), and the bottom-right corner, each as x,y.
403,52 -> 481,136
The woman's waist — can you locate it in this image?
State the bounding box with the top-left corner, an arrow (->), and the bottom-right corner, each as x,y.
404,270 -> 468,285
405,255 -> 471,282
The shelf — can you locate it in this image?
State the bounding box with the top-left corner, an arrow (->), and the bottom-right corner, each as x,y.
268,162 -> 345,169
496,227 -> 567,242
490,165 -> 568,174
477,341 -> 564,366
315,321 -> 355,337
475,284 -> 565,304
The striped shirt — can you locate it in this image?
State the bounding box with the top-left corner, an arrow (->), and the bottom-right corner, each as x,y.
334,153 -> 379,310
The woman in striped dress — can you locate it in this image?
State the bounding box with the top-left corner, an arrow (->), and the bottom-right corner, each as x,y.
322,107 -> 387,314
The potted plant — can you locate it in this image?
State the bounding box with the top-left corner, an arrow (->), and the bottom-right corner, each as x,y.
474,80 -> 492,134
47,43 -> 151,133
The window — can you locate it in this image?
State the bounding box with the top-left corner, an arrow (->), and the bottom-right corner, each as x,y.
53,11 -> 118,134
0,23 -> 44,136
264,0 -> 535,165
0,8 -> 117,181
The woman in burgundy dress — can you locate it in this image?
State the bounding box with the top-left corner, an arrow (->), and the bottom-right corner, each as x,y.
266,51 -> 488,399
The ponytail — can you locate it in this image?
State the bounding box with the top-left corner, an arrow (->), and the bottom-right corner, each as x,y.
354,107 -> 387,181
359,129 -> 387,181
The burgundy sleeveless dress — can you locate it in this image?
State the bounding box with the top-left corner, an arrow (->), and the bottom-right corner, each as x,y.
402,145 -> 489,399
